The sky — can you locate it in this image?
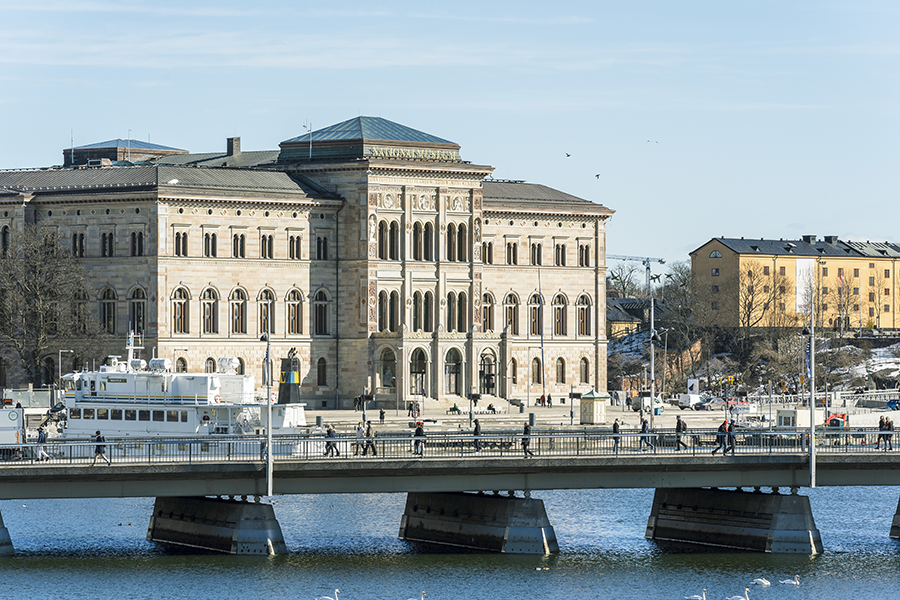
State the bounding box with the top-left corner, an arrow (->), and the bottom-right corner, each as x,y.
1,1 -> 898,268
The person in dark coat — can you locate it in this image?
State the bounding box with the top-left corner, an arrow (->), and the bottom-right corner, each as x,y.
473,419 -> 483,452
362,421 -> 377,456
92,430 -> 110,465
324,425 -> 340,457
522,422 -> 535,458
675,415 -> 689,451
711,421 -> 728,455
639,418 -> 654,451
413,422 -> 425,456
725,420 -> 737,455
612,418 -> 621,456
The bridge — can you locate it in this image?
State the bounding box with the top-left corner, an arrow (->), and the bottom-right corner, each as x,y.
2,428 -> 899,556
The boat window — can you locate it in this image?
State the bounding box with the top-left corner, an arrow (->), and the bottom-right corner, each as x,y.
99,380 -> 107,391
90,380 -> 95,393
125,410 -> 136,421
97,409 -> 109,420
166,410 -> 179,422
111,409 -> 122,420
76,379 -> 82,391
181,412 -> 188,422
63,380 -> 76,391
70,408 -> 81,419
153,411 -> 164,422
83,408 -> 95,419
138,410 -> 150,421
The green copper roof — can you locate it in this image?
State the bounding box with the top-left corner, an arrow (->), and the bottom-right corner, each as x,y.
70,139 -> 185,151
282,117 -> 454,145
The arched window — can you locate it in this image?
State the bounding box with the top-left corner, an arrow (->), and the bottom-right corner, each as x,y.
201,288 -> 218,334
412,223 -> 423,261
389,222 -> 399,260
554,244 -> 566,266
314,291 -> 330,335
504,293 -> 519,335
445,348 -> 462,395
556,357 -> 566,384
529,294 -> 543,336
232,233 -> 245,258
482,293 -> 495,332
446,223 -> 457,261
258,289 -> 275,334
204,232 -> 217,257
172,288 -> 189,334
128,288 -> 147,335
424,223 -> 434,261
482,241 -> 493,264
0,225 -> 9,257
410,349 -> 427,396
380,348 -> 397,390
479,352 -> 495,396
424,291 -> 434,333
316,236 -> 329,260
260,234 -> 274,259
553,294 -> 567,336
578,244 -> 590,267
531,357 -> 542,384
378,291 -> 389,332
175,357 -> 187,373
577,295 -> 592,336
71,232 -> 85,257
205,358 -> 216,373
317,357 -> 327,386
457,224 -> 467,262
580,357 -> 590,383
530,242 -> 542,266
378,221 -> 388,259
230,289 -> 247,334
447,292 -> 457,332
710,250 -> 722,258
289,235 -> 302,259
389,291 -> 400,332
131,231 -> 144,257
510,358 -> 517,385
101,232 -> 115,257
412,291 -> 423,332
457,292 -> 467,332
100,288 -> 117,334
287,290 -> 303,334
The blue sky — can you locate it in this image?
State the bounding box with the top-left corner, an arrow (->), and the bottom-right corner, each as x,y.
1,1 -> 897,266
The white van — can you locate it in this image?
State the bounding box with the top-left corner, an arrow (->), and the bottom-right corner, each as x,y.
631,391 -> 665,413
678,394 -> 704,410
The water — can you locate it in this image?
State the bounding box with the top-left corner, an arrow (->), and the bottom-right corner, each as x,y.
1,487 -> 899,599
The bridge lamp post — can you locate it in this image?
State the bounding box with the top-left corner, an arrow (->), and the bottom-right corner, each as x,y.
58,349 -> 73,403
802,316 -> 816,489
260,334 -> 273,497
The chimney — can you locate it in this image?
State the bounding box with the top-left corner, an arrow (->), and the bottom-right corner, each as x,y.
801,235 -> 816,243
227,137 -> 241,156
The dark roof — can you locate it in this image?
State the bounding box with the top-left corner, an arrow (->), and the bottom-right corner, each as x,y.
68,139 -> 185,152
606,300 -> 641,323
282,116 -> 454,145
0,165 -> 338,199
152,150 -> 280,169
482,180 -> 613,214
842,240 -> 900,258
693,237 -> 862,258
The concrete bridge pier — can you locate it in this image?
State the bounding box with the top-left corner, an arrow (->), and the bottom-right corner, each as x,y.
890,495 -> 900,539
147,496 -> 286,555
398,491 -> 558,554
0,511 -> 13,556
645,487 -> 823,554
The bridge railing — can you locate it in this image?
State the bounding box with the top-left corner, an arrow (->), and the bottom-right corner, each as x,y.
1,427 -> 896,467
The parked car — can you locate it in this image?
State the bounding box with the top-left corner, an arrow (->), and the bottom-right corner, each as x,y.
678,394 -> 705,410
697,398 -> 728,411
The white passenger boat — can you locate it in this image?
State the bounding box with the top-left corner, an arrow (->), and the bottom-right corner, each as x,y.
60,335 -> 308,440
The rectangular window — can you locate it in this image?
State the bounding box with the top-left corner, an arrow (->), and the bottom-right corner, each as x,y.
822,287 -> 828,295
166,410 -> 179,422
181,412 -> 189,423
886,269 -> 891,278
70,408 -> 81,419
853,287 -> 859,295
779,302 -> 786,310
869,307 -> 875,317
139,410 -> 150,421
870,277 -> 875,286
111,409 -> 122,420
885,305 -> 891,313
97,408 -> 109,420
711,268 -> 719,276
869,292 -> 876,302
711,285 -> 719,293
779,266 -> 786,276
870,263 -> 875,268
763,266 -> 769,275
885,288 -> 890,296
711,301 -> 719,310
853,268 -> 859,277
83,408 -> 95,419
153,410 -> 165,422
763,286 -> 769,293
853,304 -> 859,312
822,267 -> 828,277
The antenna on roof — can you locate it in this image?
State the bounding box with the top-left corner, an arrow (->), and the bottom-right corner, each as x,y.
70,130 -> 74,166
127,128 -> 132,162
303,121 -> 313,159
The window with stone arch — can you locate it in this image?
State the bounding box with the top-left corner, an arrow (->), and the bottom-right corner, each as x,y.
286,289 -> 303,334
482,293 -> 495,332
175,357 -> 187,373
457,223 -> 467,262
577,295 -> 592,336
412,222 -> 423,261
201,288 -> 218,334
446,223 -> 457,262
131,231 -> 144,257
506,241 -> 518,265
580,357 -> 590,383
100,288 -> 117,334
531,357 -> 542,384
423,223 -> 434,261
205,358 -> 216,373
172,288 -> 189,334
412,291 -> 423,332
378,291 -> 389,332
529,293 -> 543,336
510,358 -> 517,385
556,357 -> 566,384
289,235 -> 302,259
314,291 -> 330,335
553,294 -> 568,336
423,291 -> 434,332
260,234 -> 274,259
258,289 -> 275,334
230,289 -> 247,334
410,348 -> 427,396
446,292 -> 457,332
389,221 -> 399,260
457,292 -> 467,332
0,225 -> 9,257
317,357 -> 327,386
232,233 -> 245,258
504,293 -> 519,335
204,232 -> 217,257
378,221 -> 389,259
129,288 -> 147,335
379,348 -> 397,389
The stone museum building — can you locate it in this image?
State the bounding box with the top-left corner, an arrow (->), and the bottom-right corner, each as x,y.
0,117 -> 614,409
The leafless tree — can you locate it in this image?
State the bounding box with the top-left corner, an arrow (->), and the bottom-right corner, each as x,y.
608,262 -> 645,298
0,224 -> 103,385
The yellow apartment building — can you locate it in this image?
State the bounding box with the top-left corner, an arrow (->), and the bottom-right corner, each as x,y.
690,236 -> 900,332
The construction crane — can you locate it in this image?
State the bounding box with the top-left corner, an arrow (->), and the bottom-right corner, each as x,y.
607,254 -> 666,295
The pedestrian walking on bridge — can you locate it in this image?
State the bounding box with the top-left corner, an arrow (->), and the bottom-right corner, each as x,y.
639,418 -> 654,452
92,430 -> 110,466
473,419 -> 483,452
522,422 -> 535,458
612,418 -> 621,456
363,421 -> 377,456
711,421 -> 727,455
675,415 -> 689,451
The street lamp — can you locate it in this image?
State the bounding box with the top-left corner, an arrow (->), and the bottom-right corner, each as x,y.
58,349 -> 73,403
651,328 -> 670,396
260,334 -> 273,497
802,314 -> 816,489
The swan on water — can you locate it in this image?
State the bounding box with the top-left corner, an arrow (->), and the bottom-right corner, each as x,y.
725,588 -> 750,600
750,578 -> 770,586
316,590 -> 340,600
684,589 -> 706,600
779,575 -> 801,585
405,593 -> 426,600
